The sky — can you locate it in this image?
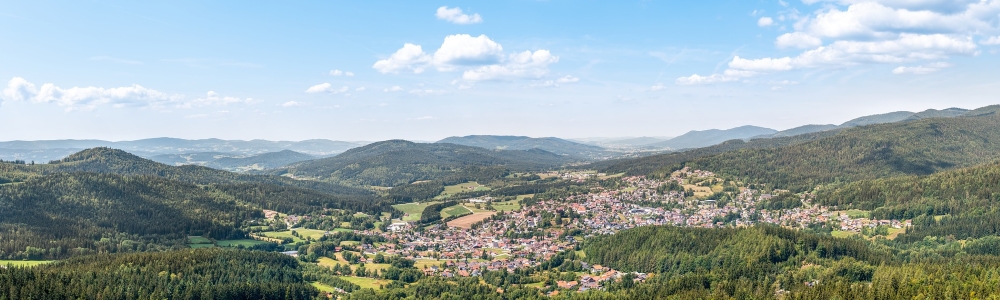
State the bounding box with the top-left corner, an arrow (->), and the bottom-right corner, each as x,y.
1,0 -> 999,142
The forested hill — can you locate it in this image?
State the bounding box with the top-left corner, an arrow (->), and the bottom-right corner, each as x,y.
274,140 -> 572,186
0,249 -> 318,299
645,125 -> 778,150
0,147 -> 372,196
436,135 -> 608,159
815,160 -> 1000,242
603,105 -> 1000,191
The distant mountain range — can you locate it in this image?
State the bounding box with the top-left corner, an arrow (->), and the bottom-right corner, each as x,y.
149,150 -> 317,172
647,125 -> 779,150
274,140 -> 573,187
436,135 -> 609,159
0,138 -> 365,163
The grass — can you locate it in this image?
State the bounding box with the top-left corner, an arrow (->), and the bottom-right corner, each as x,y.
260,229 -> 328,243
493,200 -> 521,212
311,282 -> 338,293
339,276 -> 390,290
187,236 -> 213,244
441,205 -> 473,218
414,259 -> 446,269
525,282 -> 546,288
340,241 -> 360,246
515,194 -> 534,200
574,250 -> 587,259
841,209 -> 871,219
392,202 -> 440,222
440,181 -> 490,197
886,227 -> 906,240
216,239 -> 269,247
0,260 -> 53,267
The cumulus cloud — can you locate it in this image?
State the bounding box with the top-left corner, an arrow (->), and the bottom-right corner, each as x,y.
433,34 -> 504,69
329,69 -> 355,76
436,6 -> 483,24
355,86 -> 367,92
374,35 -> 559,82
776,32 -> 823,49
384,86 -> 403,92
679,0 -> 996,85
758,17 -> 775,27
649,83 -> 666,91
2,77 -> 176,110
556,76 -> 580,83
372,43 -> 432,74
892,62 -> 953,74
409,89 -> 445,96
281,101 -> 302,107
182,91 -> 254,108
305,83 -> 349,94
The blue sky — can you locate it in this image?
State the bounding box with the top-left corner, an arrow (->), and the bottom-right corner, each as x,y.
2,0 -> 999,141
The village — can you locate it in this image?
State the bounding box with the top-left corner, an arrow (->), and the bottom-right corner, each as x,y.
270,168 -> 910,292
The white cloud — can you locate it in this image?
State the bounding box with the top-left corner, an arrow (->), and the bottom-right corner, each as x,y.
729,56 -> 794,71
676,74 -> 741,85
384,86 -> 403,92
556,75 -> 580,83
649,83 -> 666,91
462,50 -> 559,81
182,91 -> 253,108
409,89 -> 445,96
373,35 -> 558,82
758,17 -> 775,27
435,6 -> 483,24
892,62 -> 953,74
433,34 -> 504,69
305,83 -> 349,94
281,101 -> 301,107
372,43 -> 432,74
2,77 -> 179,110
776,32 -> 823,49
184,114 -> 209,119
330,69 -> 355,76
355,86 -> 366,92
983,36 -> 1000,45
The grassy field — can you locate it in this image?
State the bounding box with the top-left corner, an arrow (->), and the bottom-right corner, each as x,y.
339,276 -> 390,290
311,282 -> 338,293
441,205 -> 472,218
886,227 -> 906,240
217,239 -> 269,247
392,202 -> 440,222
493,200 -> 521,212
439,181 -> 490,198
340,240 -> 360,246
841,209 -> 871,219
187,236 -> 213,244
0,260 -> 53,267
260,229 -> 328,243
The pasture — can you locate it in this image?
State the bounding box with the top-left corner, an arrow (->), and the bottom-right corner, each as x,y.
339,276 -> 390,290
216,239 -> 269,247
441,205 -> 473,218
493,200 -> 522,212
447,212 -> 496,229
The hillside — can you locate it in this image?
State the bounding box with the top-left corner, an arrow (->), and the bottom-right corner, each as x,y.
0,249 -> 318,299
207,150 -> 316,171
437,135 -> 607,158
276,140 -> 572,186
770,124 -> 840,138
0,147 -> 376,197
647,125 -> 777,150
680,106 -> 1000,191
0,138 -> 364,162
816,160 -> 1000,242
0,172 -> 256,259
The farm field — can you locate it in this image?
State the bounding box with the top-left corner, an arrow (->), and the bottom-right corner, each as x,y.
0,260 -> 52,267
311,282 -> 337,293
260,228 -> 328,243
392,201 -> 440,222
216,239 -> 269,247
339,276 -> 389,290
441,204 -> 473,218
838,209 -> 871,219
436,181 -> 490,199
831,231 -> 856,238
447,212 -> 496,229
493,200 -> 521,212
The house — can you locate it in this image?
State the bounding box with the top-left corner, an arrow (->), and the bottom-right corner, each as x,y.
557,281 -> 579,289
387,222 -> 409,232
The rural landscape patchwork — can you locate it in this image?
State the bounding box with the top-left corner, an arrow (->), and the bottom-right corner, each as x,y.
4,1 -> 1000,299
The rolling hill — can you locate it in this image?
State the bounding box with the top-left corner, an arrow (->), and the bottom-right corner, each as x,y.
0,138 -> 365,162
610,105 -> 1000,192
436,135 -> 608,159
275,140 -> 573,187
646,125 -> 778,150
151,150 -> 317,171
